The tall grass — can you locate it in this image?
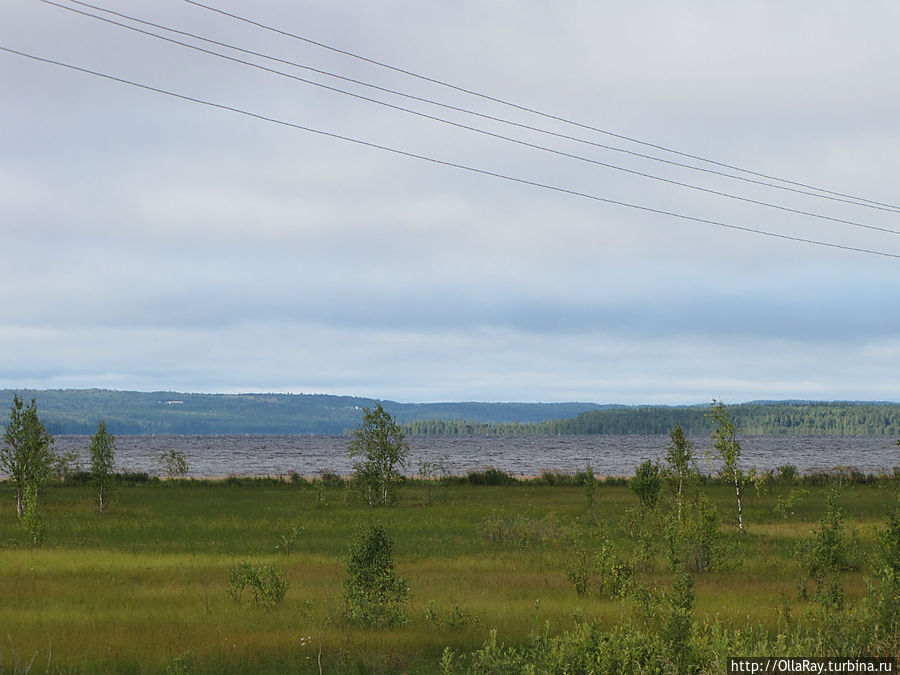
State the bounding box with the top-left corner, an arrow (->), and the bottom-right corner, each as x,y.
0,473 -> 896,672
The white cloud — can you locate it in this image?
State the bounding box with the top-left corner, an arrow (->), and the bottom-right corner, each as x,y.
1,0 -> 898,403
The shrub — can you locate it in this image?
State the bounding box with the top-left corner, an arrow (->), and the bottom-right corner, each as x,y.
344,524 -> 408,628
629,460 -> 661,511
666,492 -> 721,573
274,525 -> 303,554
777,464 -> 799,484
566,540 -> 594,597
481,512 -> 565,548
774,488 -> 808,521
466,468 -> 516,486
318,471 -> 344,487
798,490 -> 852,607
226,562 -> 288,608
157,449 -> 189,478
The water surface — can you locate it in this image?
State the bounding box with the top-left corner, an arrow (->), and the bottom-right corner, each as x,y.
45,434 -> 899,478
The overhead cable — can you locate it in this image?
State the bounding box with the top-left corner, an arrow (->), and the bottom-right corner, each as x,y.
38,0 -> 900,238
183,0 -> 900,213
54,0 -> 900,215
2,45 -> 898,261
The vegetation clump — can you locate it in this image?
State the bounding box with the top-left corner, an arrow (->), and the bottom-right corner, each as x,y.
89,420 -> 116,513
2,394 -> 55,518
226,561 -> 288,608
344,523 -> 408,628
348,404 -> 409,507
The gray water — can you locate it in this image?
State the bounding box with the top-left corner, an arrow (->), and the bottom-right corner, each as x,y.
46,434 -> 899,478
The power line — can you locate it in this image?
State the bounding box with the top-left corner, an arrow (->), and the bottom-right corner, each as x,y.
53,0 -> 900,216
184,0 -> 900,214
3,45 -> 898,261
38,0 -> 900,239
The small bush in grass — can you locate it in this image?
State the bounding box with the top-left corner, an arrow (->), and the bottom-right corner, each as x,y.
778,463 -> 799,484
466,468 -> 515,486
630,460 -> 661,511
344,523 -> 408,628
157,449 -> 189,478
274,525 -> 303,554
566,540 -> 594,597
226,562 -> 288,608
797,490 -> 853,608
774,488 -> 808,521
481,512 -> 565,548
423,601 -> 479,630
319,471 -> 344,487
665,492 -> 721,573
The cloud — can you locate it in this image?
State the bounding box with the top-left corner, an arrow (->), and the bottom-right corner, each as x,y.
1,0 -> 898,403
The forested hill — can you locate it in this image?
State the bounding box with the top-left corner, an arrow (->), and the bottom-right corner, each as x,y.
405,402 -> 900,436
2,391 -> 898,436
0,389 -> 606,435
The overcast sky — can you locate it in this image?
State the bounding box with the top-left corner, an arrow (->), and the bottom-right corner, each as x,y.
1,1 -> 899,404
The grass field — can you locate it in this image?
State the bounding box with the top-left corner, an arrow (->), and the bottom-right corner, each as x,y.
0,472 -> 897,673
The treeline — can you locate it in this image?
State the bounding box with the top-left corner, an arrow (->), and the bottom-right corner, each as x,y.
405,402 -> 900,436
0,389 -> 603,435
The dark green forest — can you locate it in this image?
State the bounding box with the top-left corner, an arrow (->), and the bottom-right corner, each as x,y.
0,389 -> 603,435
405,401 -> 900,436
1,390 -> 898,436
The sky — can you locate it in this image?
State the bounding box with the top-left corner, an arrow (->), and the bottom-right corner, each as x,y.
1,1 -> 899,404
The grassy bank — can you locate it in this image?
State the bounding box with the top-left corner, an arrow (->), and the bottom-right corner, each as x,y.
0,472 -> 897,673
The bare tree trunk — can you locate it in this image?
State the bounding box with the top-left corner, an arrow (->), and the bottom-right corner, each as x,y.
734,476 -> 744,534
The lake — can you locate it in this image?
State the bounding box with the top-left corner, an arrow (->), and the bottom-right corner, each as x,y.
45,434 -> 899,478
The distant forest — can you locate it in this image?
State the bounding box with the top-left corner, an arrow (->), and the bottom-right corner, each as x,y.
404,402 -> 900,437
1,390 -> 898,436
0,389 -> 604,435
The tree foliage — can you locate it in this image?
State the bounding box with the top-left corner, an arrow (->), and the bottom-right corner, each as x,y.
2,394 -> 54,517
406,402 -> 900,436
629,460 -> 661,512
348,403 -> 409,507
662,424 -> 697,524
344,524 -> 408,627
89,420 -> 116,513
708,400 -> 747,533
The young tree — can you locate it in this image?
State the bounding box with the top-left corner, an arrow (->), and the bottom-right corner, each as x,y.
708,400 -> 746,533
2,395 -> 54,517
629,459 -> 661,512
344,523 -> 408,627
157,448 -> 189,478
663,424 -> 697,523
89,420 -> 116,513
348,403 -> 409,507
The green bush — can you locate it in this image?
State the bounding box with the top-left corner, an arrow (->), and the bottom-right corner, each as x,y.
798,490 -> 853,607
629,460 -> 661,511
226,562 -> 288,608
565,541 -> 593,597
344,524 -> 408,628
466,468 -> 516,485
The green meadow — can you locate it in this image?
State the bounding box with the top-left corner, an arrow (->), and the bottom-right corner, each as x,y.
1,473 -> 898,673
